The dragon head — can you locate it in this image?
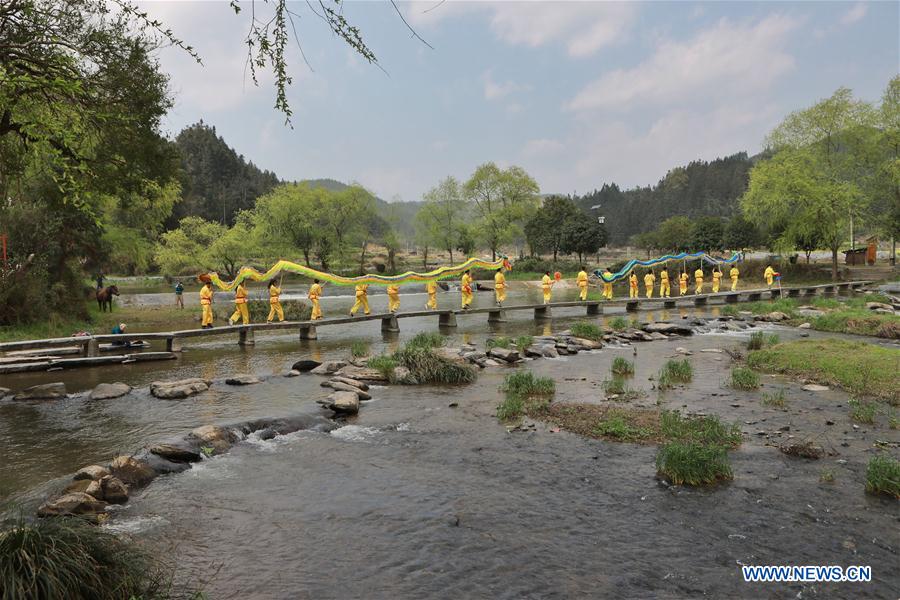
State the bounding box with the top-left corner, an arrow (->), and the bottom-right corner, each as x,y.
501,256 -> 513,271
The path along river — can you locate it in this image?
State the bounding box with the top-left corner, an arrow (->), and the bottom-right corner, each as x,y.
1,288 -> 898,599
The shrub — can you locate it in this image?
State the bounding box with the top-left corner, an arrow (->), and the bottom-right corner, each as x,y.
608,317 -> 628,331
611,357 -> 634,376
761,388 -> 787,409
729,367 -> 760,390
849,398 -> 877,424
656,442 -> 733,486
406,331 -> 445,350
395,346 -> 475,385
497,371 -> 555,420
350,341 -> 370,358
659,411 -> 741,447
0,515 -> 176,600
570,322 -> 604,341
367,354 -> 398,378
865,455 -> 900,498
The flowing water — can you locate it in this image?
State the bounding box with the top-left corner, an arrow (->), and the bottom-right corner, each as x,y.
2,289 -> 898,599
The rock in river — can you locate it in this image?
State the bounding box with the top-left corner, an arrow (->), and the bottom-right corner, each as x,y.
322,380 -> 372,399
330,375 -> 369,391
310,360 -> 348,375
108,455 -> 157,487
38,492 -> 106,518
318,391 -> 360,415
642,322 -> 694,335
802,384 -> 830,392
190,424 -> 238,454
291,359 -> 321,372
150,442 -> 203,463
13,382 -> 67,401
488,347 -> 520,363
89,382 -> 131,400
74,464 -> 110,481
336,365 -> 390,382
225,374 -> 262,386
99,475 -> 129,504
150,378 -> 210,399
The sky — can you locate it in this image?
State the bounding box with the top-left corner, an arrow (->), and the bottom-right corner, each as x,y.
143,0 -> 900,202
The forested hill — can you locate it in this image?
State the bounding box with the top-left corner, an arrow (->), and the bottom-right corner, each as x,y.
168,121 -> 280,227
573,152 -> 759,245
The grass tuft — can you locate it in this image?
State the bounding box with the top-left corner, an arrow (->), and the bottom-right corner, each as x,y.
748,331 -> 780,350
659,410 -> 742,447
594,411 -> 653,441
497,371 -> 555,420
761,388 -> 788,409
367,354 -> 399,378
394,346 -> 476,385
656,442 -> 733,486
514,335 -> 534,350
848,398 -> 877,424
608,316 -> 628,331
611,357 -> 635,376
350,341 -> 370,358
569,322 -> 604,341
865,455 -> 900,498
729,367 -> 760,390
657,359 -> 693,390
485,337 -> 511,350
406,331 -> 445,350
819,469 -> 835,483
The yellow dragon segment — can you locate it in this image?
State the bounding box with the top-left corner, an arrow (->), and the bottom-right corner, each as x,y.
200,256 -> 513,292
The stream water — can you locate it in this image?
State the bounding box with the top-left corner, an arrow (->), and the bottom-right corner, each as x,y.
1,290 -> 898,599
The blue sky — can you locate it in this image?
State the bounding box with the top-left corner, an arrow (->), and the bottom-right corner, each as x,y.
145,1 -> 899,202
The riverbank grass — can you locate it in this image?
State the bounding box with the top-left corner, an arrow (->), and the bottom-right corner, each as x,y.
350,341 -> 370,358
747,331 -> 779,350
865,455 -> 900,498
657,359 -> 693,391
729,367 -> 760,390
497,371 -> 555,420
747,339 -> 900,403
569,322 -> 604,341
611,357 -> 634,376
761,388 -> 788,409
656,442 -> 733,486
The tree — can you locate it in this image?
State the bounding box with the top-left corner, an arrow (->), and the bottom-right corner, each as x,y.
383,230 -> 401,273
868,76 -> 900,262
418,176 -> 465,263
456,224 -> 476,258
252,184 -> 322,266
463,162 -> 540,259
155,217 -> 227,276
723,214 -> 760,253
655,216 -> 694,253
744,86 -> 875,279
524,196 -> 581,262
793,229 -> 823,264
690,217 -> 725,253
560,218 -> 608,264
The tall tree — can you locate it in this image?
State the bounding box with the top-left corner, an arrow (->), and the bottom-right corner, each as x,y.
418,176 -> 466,263
524,196 -> 581,261
691,217 -> 725,253
723,214 -> 760,253
560,218 -> 607,264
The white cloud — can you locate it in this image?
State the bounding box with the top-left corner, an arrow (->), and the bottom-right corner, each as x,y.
407,1 -> 636,57
483,70 -> 530,100
840,2 -> 868,26
522,138 -> 564,158
567,14 -> 801,112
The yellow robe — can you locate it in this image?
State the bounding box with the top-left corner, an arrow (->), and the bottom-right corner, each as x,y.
764,266 -> 776,287
461,274 -> 473,308
576,270 -> 589,301
694,269 -> 704,295
494,271 -> 507,304
629,273 -> 639,299
730,267 -> 739,291
659,271 -> 670,298
229,283 -> 249,325
426,281 -> 438,309
712,271 -> 722,293
267,285 -> 284,322
541,274 -> 553,304
351,284 -> 370,315
200,285 -> 214,327
387,285 -> 400,313
602,271 -> 613,300
643,273 -> 655,298
679,273 -> 689,296
308,283 -> 323,320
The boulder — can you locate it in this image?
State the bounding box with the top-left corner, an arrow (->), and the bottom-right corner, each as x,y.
323,380 -> 372,399
310,360 -> 348,375
764,311 -> 790,322
89,382 -> 131,400
642,322 -> 694,336
795,308 -> 826,318
13,382 -> 67,401
462,350 -> 488,363
140,453 -> 193,475
336,366 -> 390,382
38,492 -> 106,518
565,345 -> 580,354
330,376 -> 369,391
108,456 -> 157,487
257,428 -> 277,440
285,369 -> 301,377
488,347 -> 520,363
802,384 -> 830,392
150,442 -> 202,463
648,332 -> 668,341
291,359 -> 322,372
482,359 -> 503,367
570,337 -> 603,350
63,479 -> 93,495
541,346 -> 559,358
150,378 -> 209,399
100,476 -> 129,504
190,425 -> 237,454
319,391 -> 359,414
225,374 -> 262,386
392,366 -> 414,384
74,465 -> 110,481
435,347 -> 467,364
85,480 -> 103,499
523,346 -> 543,358
798,322 -> 811,329
866,301 -> 893,311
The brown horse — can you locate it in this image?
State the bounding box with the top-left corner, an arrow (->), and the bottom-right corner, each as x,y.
96,285 -> 119,312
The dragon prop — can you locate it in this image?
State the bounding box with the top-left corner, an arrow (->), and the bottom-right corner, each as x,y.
199,256 -> 513,292
594,252 -> 744,283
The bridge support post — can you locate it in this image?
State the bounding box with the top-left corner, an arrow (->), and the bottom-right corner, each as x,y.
299,324 -> 317,340
586,303 -> 601,316
837,283 -> 850,295
487,309 -> 507,323
439,312 -> 457,328
747,292 -> 762,301
787,288 -> 800,298
381,315 -> 400,333
85,338 -> 99,357
238,327 -> 255,346
802,287 -> 817,297
770,289 -> 782,298
822,285 -> 836,296
724,294 -> 739,304
663,299 -> 677,309
166,337 -> 182,352
693,296 -> 707,306
534,306 -> 551,320
625,301 -> 639,312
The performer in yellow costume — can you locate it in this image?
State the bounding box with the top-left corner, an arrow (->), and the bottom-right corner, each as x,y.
350,284 -> 370,316
629,272 -> 639,299
576,267 -> 589,301
712,268 -> 722,293
602,268 -> 614,300
494,268 -> 507,306
659,268 -> 670,298
730,266 -> 740,291
266,279 -> 284,322
426,280 -> 438,310
541,271 -> 554,304
694,268 -> 704,295
228,282 -> 250,325
308,279 -> 323,320
679,271 -> 689,296
643,270 -> 656,298
200,280 -> 214,328
764,264 -> 776,288
387,284 -> 400,313
460,270 -> 473,309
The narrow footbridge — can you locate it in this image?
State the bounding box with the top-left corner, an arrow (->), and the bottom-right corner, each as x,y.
0,281 -> 873,374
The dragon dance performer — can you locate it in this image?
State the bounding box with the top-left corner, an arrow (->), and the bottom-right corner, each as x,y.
730,265 -> 740,291
308,279 -> 323,320
764,264 -> 776,288
712,267 -> 722,293
460,270 -> 473,309
267,279 -> 284,323
629,271 -> 639,298
541,271 -> 554,304
659,268 -> 670,298
576,267 -> 589,301
694,267 -> 704,295
643,270 -> 655,298
601,268 -> 614,300
228,281 -> 250,325
387,284 -> 401,313
426,280 -> 438,310
494,268 -> 507,306
200,280 -> 214,328
679,271 -> 689,296
350,284 -> 370,316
